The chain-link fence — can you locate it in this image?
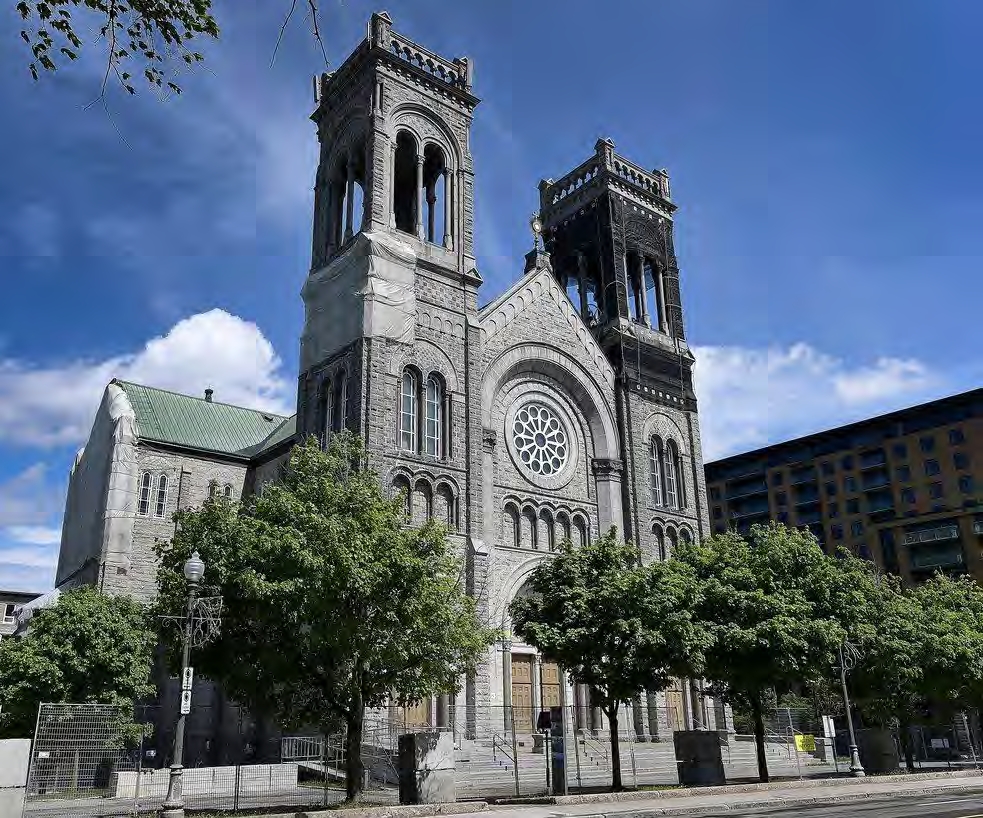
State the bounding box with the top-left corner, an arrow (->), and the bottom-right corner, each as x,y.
21,702 -> 390,818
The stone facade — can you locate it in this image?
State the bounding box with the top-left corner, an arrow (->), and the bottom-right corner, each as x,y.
56,12 -> 719,745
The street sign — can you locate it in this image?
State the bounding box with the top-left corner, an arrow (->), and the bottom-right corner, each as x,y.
180,689 -> 192,715
182,666 -> 194,691
794,734 -> 816,752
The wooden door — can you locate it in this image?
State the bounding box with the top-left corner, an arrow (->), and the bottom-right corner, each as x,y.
511,655 -> 534,733
541,661 -> 562,710
665,687 -> 685,731
401,699 -> 430,727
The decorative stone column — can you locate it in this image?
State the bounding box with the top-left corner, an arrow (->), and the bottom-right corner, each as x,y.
656,260 -> 669,333
591,458 -> 624,536
443,168 -> 454,249
344,157 -> 356,241
389,141 -> 398,229
633,692 -> 650,741
682,680 -> 694,731
576,252 -> 589,320
416,153 -> 425,239
501,639 -> 513,734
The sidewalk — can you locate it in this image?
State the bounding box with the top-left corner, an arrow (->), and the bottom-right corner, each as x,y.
480,770 -> 983,817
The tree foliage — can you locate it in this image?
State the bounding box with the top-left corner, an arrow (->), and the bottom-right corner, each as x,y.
673,524 -> 848,782
155,433 -> 495,801
15,0 -> 218,94
509,529 -> 708,790
0,586 -> 155,738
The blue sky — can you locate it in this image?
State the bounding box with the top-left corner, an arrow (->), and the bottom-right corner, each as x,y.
2,0 -> 982,591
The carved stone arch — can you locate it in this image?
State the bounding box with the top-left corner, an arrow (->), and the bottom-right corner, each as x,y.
496,554 -> 551,630
412,476 -> 434,523
389,341 -> 460,393
434,479 -> 457,529
388,102 -> 462,169
481,343 -> 620,460
641,411 -> 688,454
324,112 -> 371,178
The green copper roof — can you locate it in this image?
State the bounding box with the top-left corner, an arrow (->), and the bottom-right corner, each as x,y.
115,380 -> 294,459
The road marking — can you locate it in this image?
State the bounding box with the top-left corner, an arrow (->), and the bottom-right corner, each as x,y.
919,799 -> 981,805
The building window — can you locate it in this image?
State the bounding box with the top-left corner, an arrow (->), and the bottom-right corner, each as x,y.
138,472 -> 153,516
897,464 -> 911,482
950,428 -> 966,446
954,451 -> 971,471
901,487 -> 916,504
821,461 -> 834,476
664,441 -> 680,509
825,482 -> 837,497
652,524 -> 666,561
829,501 -> 839,518
832,524 -> 843,541
771,471 -> 784,486
920,435 -> 936,453
333,371 -> 348,433
959,475 -> 975,494
224,484 -> 233,499
893,442 -> 908,459
925,459 -> 940,476
845,476 -> 857,493
400,369 -> 418,451
841,455 -> 854,470
851,520 -> 864,537
778,511 -> 789,524
322,383 -> 334,441
847,498 -> 860,515
154,474 -> 168,518
710,485 -> 720,501
650,436 -> 664,506
425,376 -> 443,458
713,506 -> 722,519
929,481 -> 944,499
3,602 -> 16,623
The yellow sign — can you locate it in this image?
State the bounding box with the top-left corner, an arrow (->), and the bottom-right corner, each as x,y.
795,734 -> 816,752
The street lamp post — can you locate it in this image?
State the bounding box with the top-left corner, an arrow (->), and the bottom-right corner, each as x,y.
160,551 -> 206,818
837,639 -> 865,777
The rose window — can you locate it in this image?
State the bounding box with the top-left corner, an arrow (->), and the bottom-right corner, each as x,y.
512,403 -> 569,476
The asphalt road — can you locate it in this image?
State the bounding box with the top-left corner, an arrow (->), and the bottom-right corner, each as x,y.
723,792 -> 983,818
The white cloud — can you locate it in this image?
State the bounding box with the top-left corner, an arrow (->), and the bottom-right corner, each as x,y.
0,309 -> 292,448
6,526 -> 61,546
0,464 -> 60,527
693,342 -> 938,461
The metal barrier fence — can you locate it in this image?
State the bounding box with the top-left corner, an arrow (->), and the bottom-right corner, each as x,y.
21,702 -> 392,818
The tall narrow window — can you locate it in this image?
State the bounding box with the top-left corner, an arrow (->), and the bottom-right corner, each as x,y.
425,376 -> 443,457
650,436 -> 664,506
505,504 -> 520,549
400,369 -> 418,451
664,440 -> 679,509
393,131 -> 418,234
653,524 -> 665,562
138,472 -> 153,516
323,384 -> 334,441
155,474 -> 168,518
334,371 -> 347,433
523,509 -> 538,549
224,484 -> 233,499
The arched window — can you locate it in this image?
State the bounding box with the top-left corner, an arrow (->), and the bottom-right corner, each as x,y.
504,504 -> 520,549
393,131 -> 418,235
155,474 -> 168,518
392,475 -> 412,518
322,382 -> 334,442
224,484 -> 233,499
653,524 -> 666,562
208,481 -> 217,500
665,440 -> 680,509
667,527 -> 679,559
423,143 -> 450,246
425,375 -> 443,458
573,516 -> 588,548
650,436 -> 664,506
522,508 -> 538,549
557,512 -> 572,546
436,483 -> 455,529
400,369 -> 418,451
541,510 -> 555,552
680,528 -> 693,546
333,371 -> 347,433
138,472 -> 153,516
413,480 -> 432,524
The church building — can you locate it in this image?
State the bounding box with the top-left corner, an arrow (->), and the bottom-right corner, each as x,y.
55,12 -> 722,750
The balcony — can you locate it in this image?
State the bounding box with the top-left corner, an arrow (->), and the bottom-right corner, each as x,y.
859,450 -> 888,470
974,521 -> 983,535
908,545 -> 965,571
729,507 -> 771,521
725,480 -> 768,501
902,524 -> 960,546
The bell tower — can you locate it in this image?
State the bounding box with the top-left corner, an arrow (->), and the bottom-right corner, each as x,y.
297,11 -> 481,441
538,137 -> 693,400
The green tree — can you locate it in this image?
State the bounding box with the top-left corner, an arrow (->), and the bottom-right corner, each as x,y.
15,0 -> 218,94
0,586 -> 155,738
155,433 -> 494,801
674,524 -> 846,782
509,529 -> 707,791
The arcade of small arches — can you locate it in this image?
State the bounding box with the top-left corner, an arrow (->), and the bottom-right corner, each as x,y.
399,366 -> 450,459
556,245 -> 672,332
391,473 -> 460,530
650,434 -> 686,511
651,520 -> 694,562
317,126 -> 456,262
501,500 -> 590,552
